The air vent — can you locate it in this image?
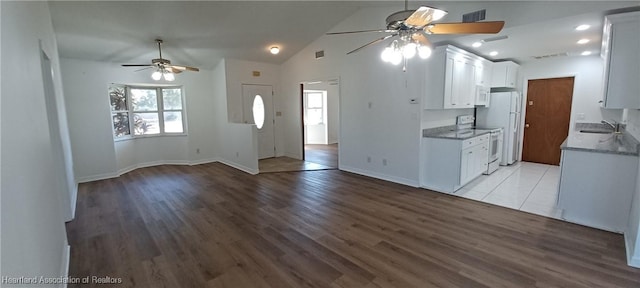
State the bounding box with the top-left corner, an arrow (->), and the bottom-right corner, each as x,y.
463,9 -> 486,23
315,50 -> 325,59
532,52 -> 569,60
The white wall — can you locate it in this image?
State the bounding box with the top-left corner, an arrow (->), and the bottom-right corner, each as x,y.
280,6 -> 431,186
224,58 -> 284,157
60,58 -> 218,181
1,0 -> 72,281
213,59 -> 259,174
518,56 -> 624,160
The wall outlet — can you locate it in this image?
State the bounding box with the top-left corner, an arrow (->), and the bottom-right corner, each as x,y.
367,156 -> 371,163
382,159 -> 388,166
196,148 -> 200,154
236,152 -> 239,158
368,102 -> 373,109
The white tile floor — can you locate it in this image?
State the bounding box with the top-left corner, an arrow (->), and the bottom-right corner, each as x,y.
456,161 -> 564,219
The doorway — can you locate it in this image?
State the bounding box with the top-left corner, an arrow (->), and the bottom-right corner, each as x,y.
301,80 -> 339,169
40,48 -> 73,221
522,77 -> 574,165
242,84 -> 275,159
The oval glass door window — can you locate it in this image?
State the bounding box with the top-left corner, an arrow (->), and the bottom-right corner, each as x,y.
252,95 -> 265,129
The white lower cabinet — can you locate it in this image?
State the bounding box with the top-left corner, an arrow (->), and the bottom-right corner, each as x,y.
557,149 -> 638,233
422,134 -> 489,193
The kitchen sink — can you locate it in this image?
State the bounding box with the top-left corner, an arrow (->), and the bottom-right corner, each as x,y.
579,129 -> 613,134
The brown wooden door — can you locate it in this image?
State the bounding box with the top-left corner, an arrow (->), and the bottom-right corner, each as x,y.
522,77 -> 574,165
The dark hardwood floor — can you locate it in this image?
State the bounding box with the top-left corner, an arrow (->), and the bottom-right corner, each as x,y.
305,144 -> 338,168
67,163 -> 640,287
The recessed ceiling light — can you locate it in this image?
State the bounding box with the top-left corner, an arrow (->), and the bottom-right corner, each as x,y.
577,39 -> 590,44
472,42 -> 482,48
270,46 -> 280,55
575,24 -> 590,31
489,51 -> 498,56
581,51 -> 592,56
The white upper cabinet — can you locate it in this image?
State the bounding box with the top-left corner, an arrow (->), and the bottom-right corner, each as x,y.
474,59 -> 492,106
424,45 -> 479,109
491,61 -> 519,88
601,11 -> 640,109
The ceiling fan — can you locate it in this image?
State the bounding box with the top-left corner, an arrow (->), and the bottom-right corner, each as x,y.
122,39 -> 199,81
327,1 -> 505,65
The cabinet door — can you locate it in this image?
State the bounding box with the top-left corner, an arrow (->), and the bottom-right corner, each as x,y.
491,64 -> 507,88
460,148 -> 472,185
505,65 -> 517,88
443,55 -> 456,108
602,12 -> 640,108
474,144 -> 489,176
452,57 -> 475,108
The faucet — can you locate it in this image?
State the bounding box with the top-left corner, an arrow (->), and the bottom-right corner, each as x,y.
601,120 -> 622,133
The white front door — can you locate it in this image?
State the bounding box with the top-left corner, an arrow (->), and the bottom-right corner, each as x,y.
242,84 -> 275,159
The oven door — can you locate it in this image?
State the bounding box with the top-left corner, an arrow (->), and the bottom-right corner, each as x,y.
488,132 -> 500,162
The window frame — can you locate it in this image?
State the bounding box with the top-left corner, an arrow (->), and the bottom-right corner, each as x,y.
111,84 -> 187,141
304,91 -> 325,125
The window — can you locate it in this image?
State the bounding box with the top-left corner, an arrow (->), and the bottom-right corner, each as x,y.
252,95 -> 265,129
109,84 -> 185,139
305,91 -> 324,125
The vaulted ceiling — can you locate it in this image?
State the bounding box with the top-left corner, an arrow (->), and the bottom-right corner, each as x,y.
49,1 -> 640,69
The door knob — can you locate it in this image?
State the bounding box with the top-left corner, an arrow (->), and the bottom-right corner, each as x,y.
525,124 -> 530,128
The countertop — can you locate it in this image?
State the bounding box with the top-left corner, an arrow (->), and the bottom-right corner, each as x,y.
560,123 -> 639,156
423,126 -> 492,140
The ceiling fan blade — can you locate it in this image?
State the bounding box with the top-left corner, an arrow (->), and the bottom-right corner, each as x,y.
405,6 -> 448,27
327,29 -> 396,35
168,67 -> 183,74
411,33 -> 431,47
347,33 -> 399,55
122,64 -> 153,67
134,67 -> 154,72
426,21 -> 505,34
170,65 -> 200,72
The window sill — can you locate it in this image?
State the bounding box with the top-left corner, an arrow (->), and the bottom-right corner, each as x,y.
114,133 -> 188,142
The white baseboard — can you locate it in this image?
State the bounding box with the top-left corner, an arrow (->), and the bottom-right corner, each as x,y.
76,171 -> 119,183
61,244 -> 71,288
189,157 -> 219,166
340,165 -> 419,187
218,158 -> 259,175
625,233 -> 640,268
117,160 -> 190,176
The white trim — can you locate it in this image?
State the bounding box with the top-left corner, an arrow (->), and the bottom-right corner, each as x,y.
75,158 -> 260,183
69,182 -> 78,221
340,165 -> 419,187
117,160 -> 190,176
189,157 -> 219,166
61,244 -> 71,288
76,171 -> 120,183
625,233 -> 640,268
218,158 -> 259,175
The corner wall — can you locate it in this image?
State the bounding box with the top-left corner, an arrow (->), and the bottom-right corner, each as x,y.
1,0 -> 72,281
213,59 -> 259,174
60,58 -> 218,181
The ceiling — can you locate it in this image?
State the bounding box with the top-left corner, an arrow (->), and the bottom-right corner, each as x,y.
49,1 -> 640,69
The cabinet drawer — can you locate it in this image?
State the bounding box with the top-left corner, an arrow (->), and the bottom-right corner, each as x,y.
461,137 -> 477,149
477,134 -> 489,144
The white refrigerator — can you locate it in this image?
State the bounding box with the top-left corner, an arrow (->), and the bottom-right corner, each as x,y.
476,92 -> 520,165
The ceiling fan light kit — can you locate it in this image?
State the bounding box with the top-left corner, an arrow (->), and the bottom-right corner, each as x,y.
327,1 -> 505,71
122,39 -> 200,81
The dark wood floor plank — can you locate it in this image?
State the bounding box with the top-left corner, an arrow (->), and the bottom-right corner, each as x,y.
66,163 -> 640,288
